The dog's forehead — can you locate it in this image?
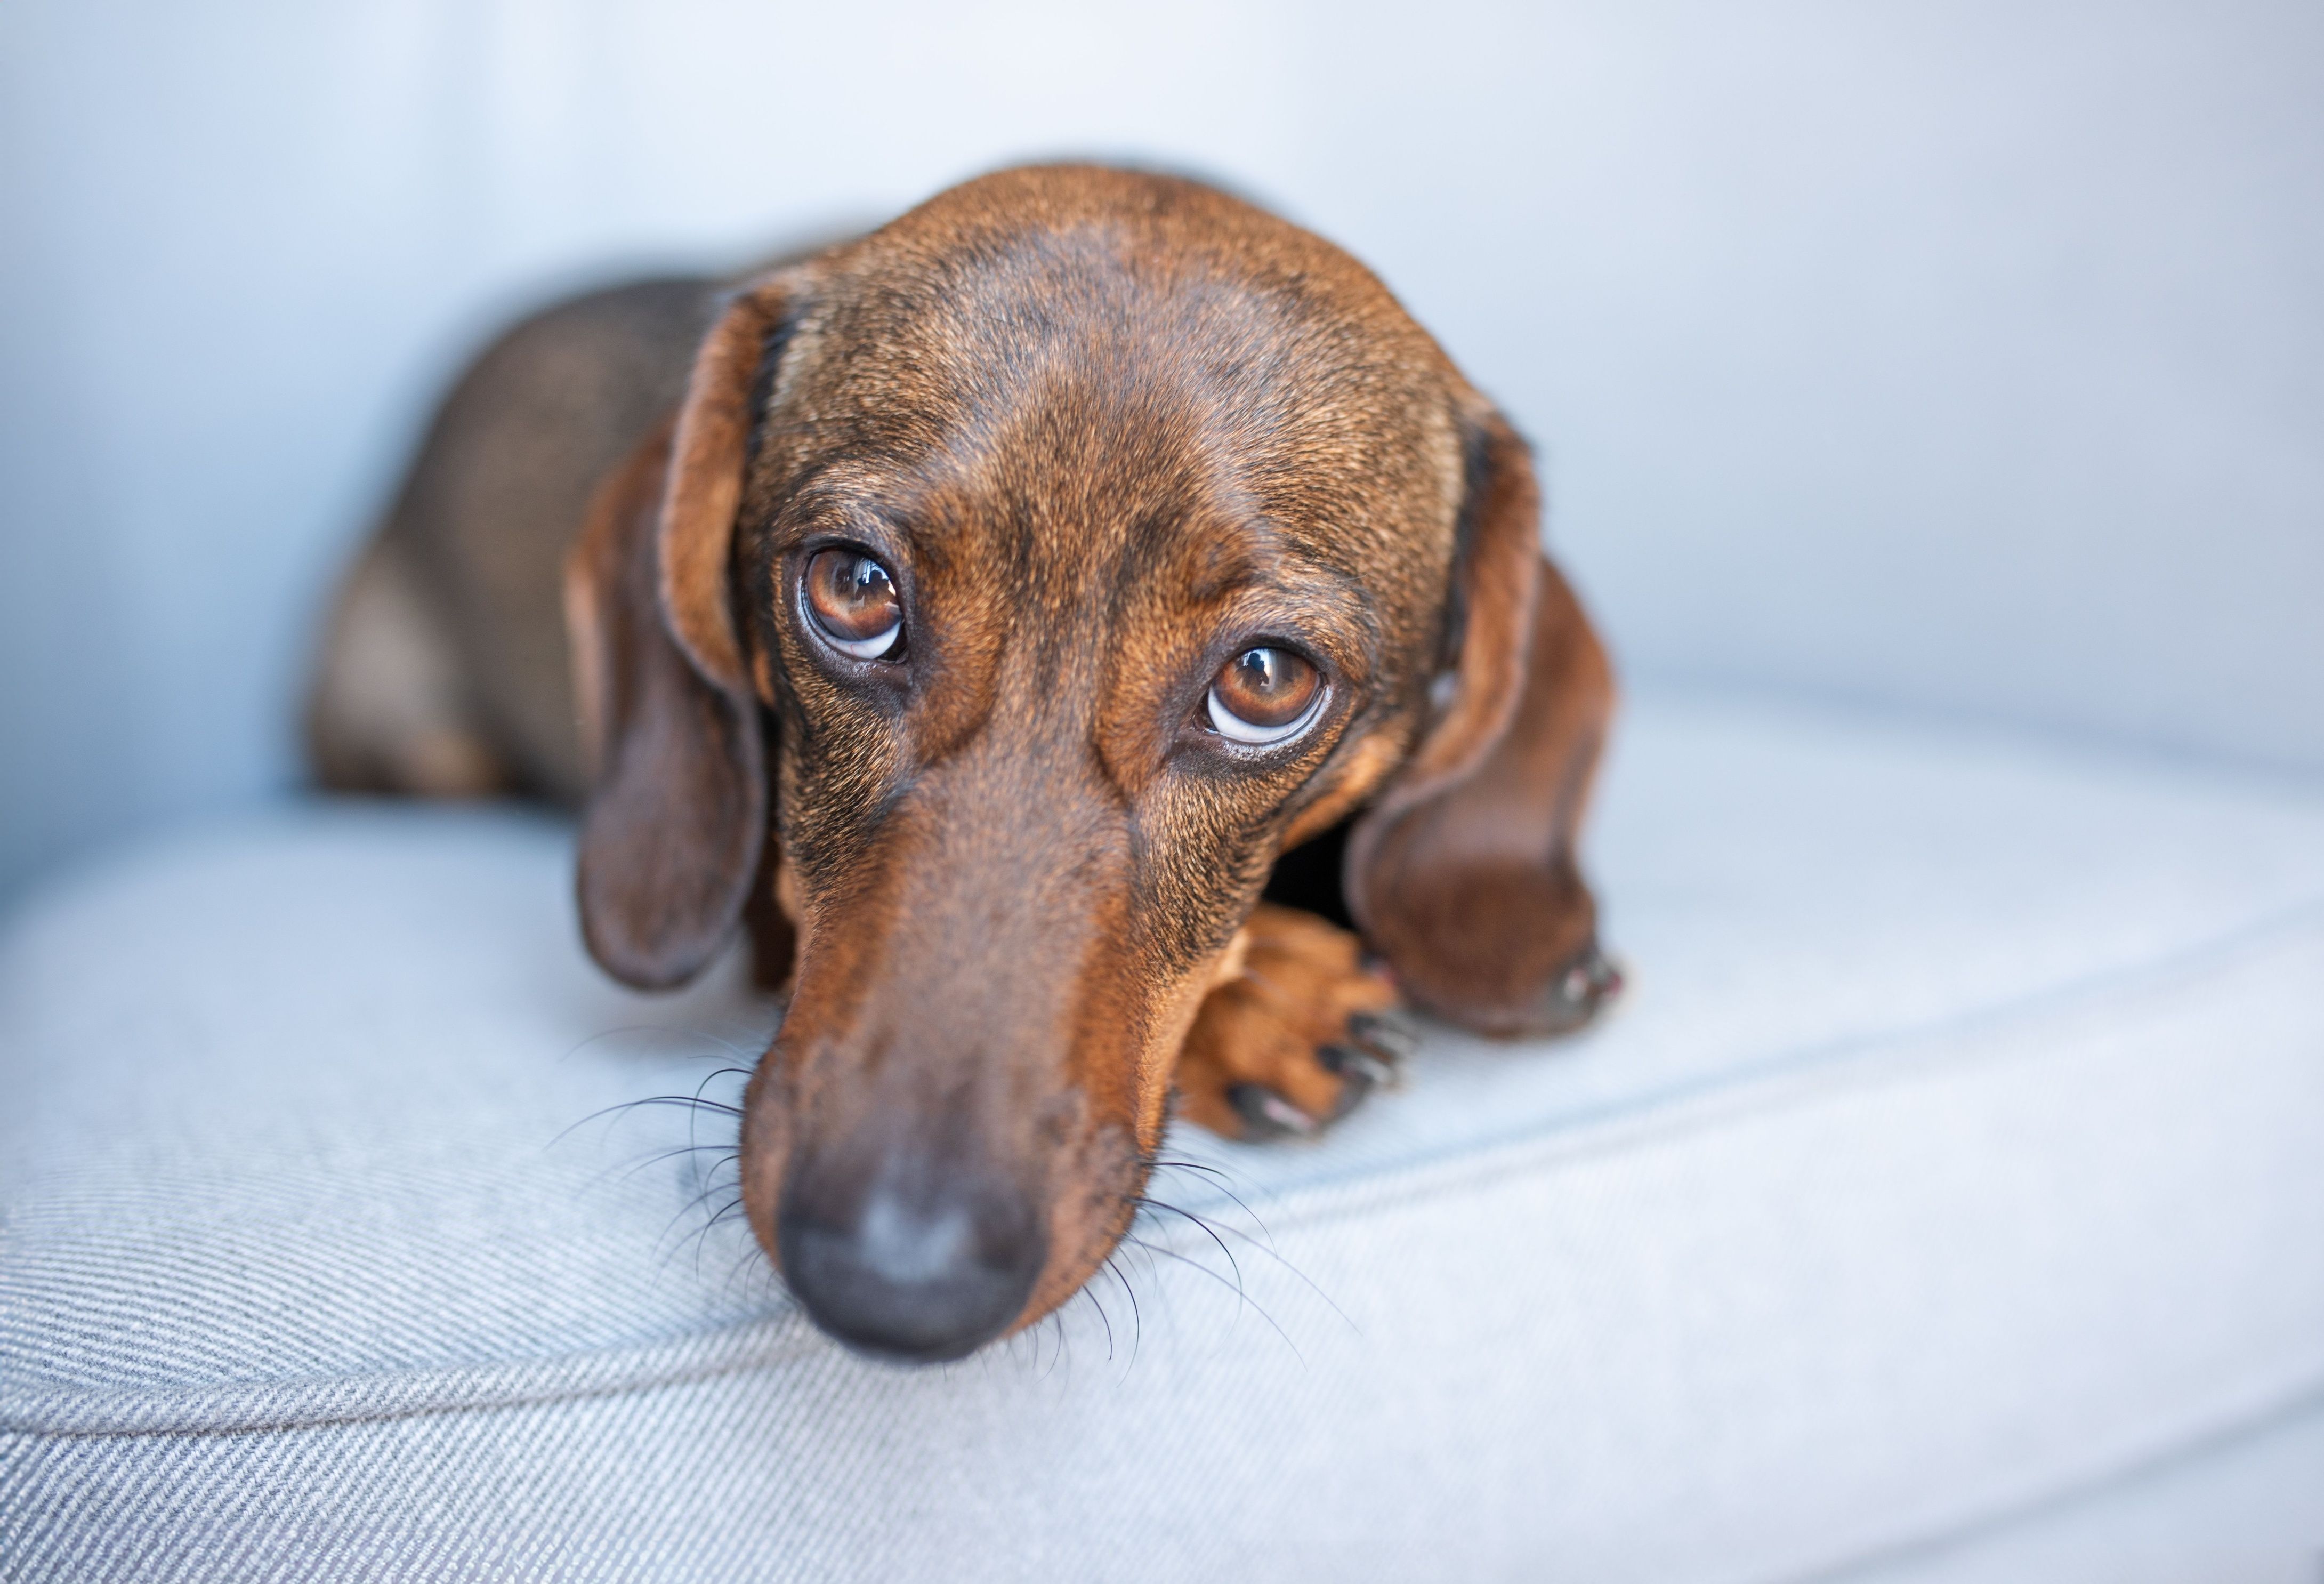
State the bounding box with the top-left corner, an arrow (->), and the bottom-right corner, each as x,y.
768,169 -> 1468,591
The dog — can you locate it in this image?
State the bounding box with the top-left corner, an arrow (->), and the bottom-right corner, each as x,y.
309,164 -> 1621,1363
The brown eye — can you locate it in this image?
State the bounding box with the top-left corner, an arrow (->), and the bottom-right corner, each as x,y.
1206,646 -> 1323,745
804,548 -> 903,659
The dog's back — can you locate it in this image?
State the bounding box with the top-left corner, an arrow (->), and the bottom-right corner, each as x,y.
308,274 -> 720,802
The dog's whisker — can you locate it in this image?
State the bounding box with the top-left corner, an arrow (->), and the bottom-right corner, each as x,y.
1102,1253 -> 1143,1369
1131,1192 -> 1349,1334
600,1156 -> 734,1235
606,1143 -> 739,1190
1120,1234 -> 1303,1364
554,1025 -> 729,1066
571,1140 -> 729,1196
689,1197 -> 747,1281
1134,1235 -> 1166,1294
1078,1282 -> 1115,1365
720,1242 -> 759,1302
1133,1195 -> 1247,1317
1195,1218 -> 1355,1334
1137,1178 -> 1349,1331
1144,1158 -> 1277,1247
1147,1156 -> 1229,1179
1031,1306 -> 1064,1381
681,1063 -> 756,1088
681,1033 -> 772,1062
665,1194 -> 736,1276
684,1064 -> 751,1171
652,1169 -> 746,1261
721,1238 -> 776,1307
547,1093 -> 744,1152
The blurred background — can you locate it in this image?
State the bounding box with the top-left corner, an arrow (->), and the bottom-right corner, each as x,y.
3,0 -> 2319,902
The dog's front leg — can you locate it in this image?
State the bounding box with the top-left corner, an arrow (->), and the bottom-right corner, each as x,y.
1173,904 -> 1414,1141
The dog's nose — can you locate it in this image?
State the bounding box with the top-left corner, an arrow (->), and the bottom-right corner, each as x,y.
777,1161 -> 1045,1363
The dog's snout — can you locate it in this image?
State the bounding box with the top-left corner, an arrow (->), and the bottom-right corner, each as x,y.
777,1156 -> 1045,1363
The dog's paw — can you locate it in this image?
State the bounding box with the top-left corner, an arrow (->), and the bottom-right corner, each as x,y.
1175,903 -> 1415,1141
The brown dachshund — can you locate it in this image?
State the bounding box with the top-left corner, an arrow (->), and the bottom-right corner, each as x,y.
310,164 -> 1621,1363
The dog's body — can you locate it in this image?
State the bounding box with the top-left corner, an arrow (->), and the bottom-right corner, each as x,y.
311,166 -> 1619,1362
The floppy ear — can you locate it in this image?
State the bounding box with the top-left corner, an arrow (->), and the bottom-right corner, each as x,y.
1343,407 -> 1618,1037
564,279 -> 793,990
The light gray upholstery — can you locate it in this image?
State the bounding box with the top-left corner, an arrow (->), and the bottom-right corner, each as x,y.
9,6 -> 2322,1577
1847,1401 -> 2324,1584
7,692 -> 2321,1581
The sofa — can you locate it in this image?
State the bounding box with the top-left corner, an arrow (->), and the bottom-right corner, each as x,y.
7,3 -> 2323,1574
6,682 -> 2321,1580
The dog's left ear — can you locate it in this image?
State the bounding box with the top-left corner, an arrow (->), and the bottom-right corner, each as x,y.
564,277 -> 795,990
1343,405 -> 1618,1036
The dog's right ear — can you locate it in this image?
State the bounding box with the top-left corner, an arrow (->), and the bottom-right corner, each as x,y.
564,278 -> 795,990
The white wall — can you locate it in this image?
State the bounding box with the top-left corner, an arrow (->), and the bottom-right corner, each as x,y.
3,0 -> 2319,898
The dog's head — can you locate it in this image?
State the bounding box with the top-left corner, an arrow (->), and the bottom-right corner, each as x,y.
567,166 -> 1605,1361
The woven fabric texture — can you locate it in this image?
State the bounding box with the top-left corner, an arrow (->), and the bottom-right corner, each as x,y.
5,693 -> 2322,1581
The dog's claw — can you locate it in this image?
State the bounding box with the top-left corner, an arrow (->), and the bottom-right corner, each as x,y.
1558,945 -> 1625,1009
1346,1010 -> 1419,1063
1320,1051 -> 1379,1120
1179,903 -> 1406,1142
1319,1041 -> 1394,1088
1229,1083 -> 1318,1140
1536,942 -> 1626,1035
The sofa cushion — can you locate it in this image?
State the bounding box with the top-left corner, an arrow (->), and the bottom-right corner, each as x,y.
4,692 -> 2321,1581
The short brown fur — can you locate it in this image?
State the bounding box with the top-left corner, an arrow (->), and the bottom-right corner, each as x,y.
311,164 -> 1620,1360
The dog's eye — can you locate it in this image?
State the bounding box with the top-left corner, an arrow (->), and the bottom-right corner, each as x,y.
804,549 -> 903,660
1207,647 -> 1324,745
